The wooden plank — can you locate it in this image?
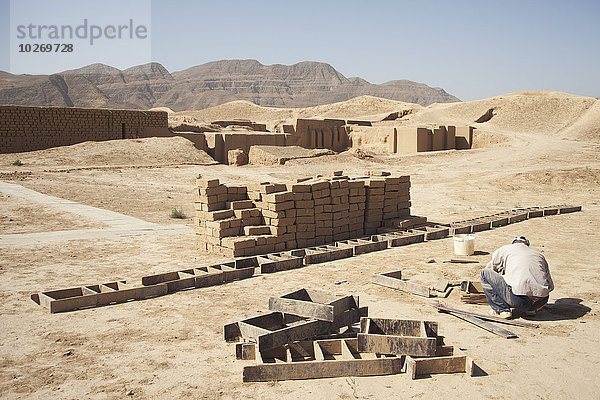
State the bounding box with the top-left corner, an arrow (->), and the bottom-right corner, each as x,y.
357,333 -> 437,357
372,272 -> 432,297
444,311 -> 518,339
257,307 -> 365,351
362,317 -> 438,337
243,356 -> 403,382
405,355 -> 468,379
434,302 -> 540,328
268,297 -> 334,322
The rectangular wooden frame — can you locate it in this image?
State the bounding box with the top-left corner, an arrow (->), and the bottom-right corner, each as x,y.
242,338 -> 403,382
225,307 -> 367,351
357,317 -> 438,357
31,281 -> 168,313
268,288 -> 359,322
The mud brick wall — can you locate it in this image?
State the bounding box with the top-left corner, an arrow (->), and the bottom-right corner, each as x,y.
0,105 -> 167,153
194,171 -> 411,258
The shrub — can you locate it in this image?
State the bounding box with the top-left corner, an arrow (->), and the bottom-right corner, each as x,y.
170,208 -> 186,219
12,159 -> 23,166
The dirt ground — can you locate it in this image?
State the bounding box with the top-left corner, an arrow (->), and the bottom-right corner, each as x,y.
1,111 -> 600,399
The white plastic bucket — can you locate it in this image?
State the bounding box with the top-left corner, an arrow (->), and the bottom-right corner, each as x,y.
454,234 -> 475,256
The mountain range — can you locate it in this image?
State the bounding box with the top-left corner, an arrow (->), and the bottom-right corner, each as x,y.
0,60 -> 460,111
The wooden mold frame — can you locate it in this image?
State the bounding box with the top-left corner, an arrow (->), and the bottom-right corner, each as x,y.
290,245 -> 354,265
357,317 -> 438,357
268,288 -> 359,322
255,252 -> 304,274
334,237 -> 388,255
370,230 -> 425,247
141,258 -> 257,293
30,281 -> 168,313
242,338 -> 403,382
460,280 -> 488,304
371,270 -> 434,298
409,224 -> 450,241
224,307 -> 368,352
404,336 -> 474,380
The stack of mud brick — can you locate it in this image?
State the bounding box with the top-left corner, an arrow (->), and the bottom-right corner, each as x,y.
194,171 -> 412,258
289,180 -> 315,249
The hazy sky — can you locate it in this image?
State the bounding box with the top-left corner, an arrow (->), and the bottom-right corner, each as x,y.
1,0 -> 599,101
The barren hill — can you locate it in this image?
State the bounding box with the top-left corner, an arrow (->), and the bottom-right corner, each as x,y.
0,60 -> 459,110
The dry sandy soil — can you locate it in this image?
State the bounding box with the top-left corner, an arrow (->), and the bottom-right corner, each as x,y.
1,92 -> 599,399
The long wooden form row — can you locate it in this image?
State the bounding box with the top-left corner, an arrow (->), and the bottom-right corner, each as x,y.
31,205 -> 581,313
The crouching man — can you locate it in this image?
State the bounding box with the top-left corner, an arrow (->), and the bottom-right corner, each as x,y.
480,236 -> 554,318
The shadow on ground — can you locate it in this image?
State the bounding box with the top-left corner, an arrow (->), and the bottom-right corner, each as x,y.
520,298 -> 590,321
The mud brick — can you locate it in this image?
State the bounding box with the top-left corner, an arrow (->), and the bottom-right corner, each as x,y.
333,211 -> 349,220
242,216 -> 262,226
286,240 -> 298,249
263,209 -> 287,219
296,208 -> 315,217
365,214 -> 383,223
297,231 -> 316,239
287,183 -> 312,193
310,181 -> 330,192
365,179 -> 386,188
286,225 -> 297,233
397,201 -> 412,209
395,195 -> 411,203
218,227 -> 242,238
269,226 -> 287,236
295,200 -> 315,208
314,205 -> 324,213
384,177 -> 402,185
199,185 -> 227,196
234,208 -> 255,218
337,179 -> 349,188
285,209 -> 297,218
201,209 -> 234,221
385,191 -> 399,199
384,211 -> 400,219
298,192 -> 313,200
204,235 -> 221,245
312,189 -> 331,199
349,195 -> 366,204
384,204 -> 399,212
332,204 -> 348,212
268,201 -> 294,212
226,200 -> 254,210
199,202 -> 226,212
263,191 -> 294,203
206,219 -> 230,230
222,237 -> 256,250
333,219 -> 348,228
314,197 -> 330,206
255,244 -> 275,254
316,227 -> 333,236
244,226 -> 271,235
315,213 -> 332,221
217,193 -> 228,203
271,217 -> 295,226
366,202 -> 384,210
323,204 -> 334,213
196,178 -> 220,188
259,183 -> 287,194
296,216 -> 315,224
367,188 -> 385,196
195,193 -> 219,204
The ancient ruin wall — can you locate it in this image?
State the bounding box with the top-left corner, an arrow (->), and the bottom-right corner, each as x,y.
0,105 -> 168,153
194,172 -> 411,257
